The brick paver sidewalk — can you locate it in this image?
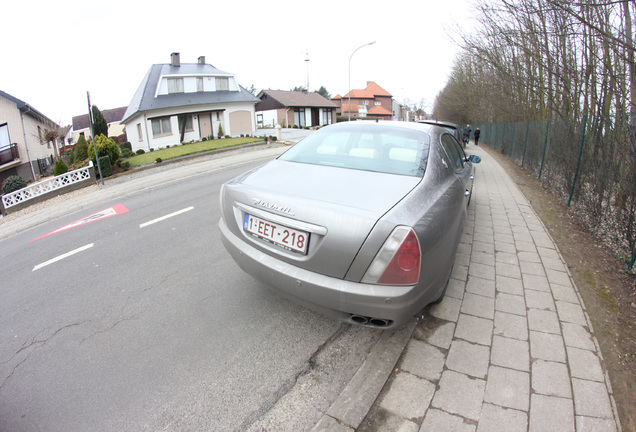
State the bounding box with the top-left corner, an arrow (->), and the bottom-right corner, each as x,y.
369,144 -> 620,431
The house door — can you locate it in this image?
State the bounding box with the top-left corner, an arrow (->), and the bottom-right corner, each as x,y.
311,108 -> 319,127
199,113 -> 212,139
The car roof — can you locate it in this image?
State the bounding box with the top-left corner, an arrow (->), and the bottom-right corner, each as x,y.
416,120 -> 459,129
326,120 -> 437,133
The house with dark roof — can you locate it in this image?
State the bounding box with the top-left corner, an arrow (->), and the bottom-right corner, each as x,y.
255,90 -> 338,128
0,90 -> 60,184
71,106 -> 128,144
332,81 -> 394,121
122,53 -> 260,152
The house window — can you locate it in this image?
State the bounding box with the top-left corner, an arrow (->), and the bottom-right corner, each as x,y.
151,117 -> 172,137
137,123 -> 143,141
374,101 -> 381,106
364,100 -> 369,106
197,77 -> 204,92
294,108 -> 306,127
322,109 -> 332,125
168,78 -> 184,93
178,115 -> 194,132
215,77 -> 229,91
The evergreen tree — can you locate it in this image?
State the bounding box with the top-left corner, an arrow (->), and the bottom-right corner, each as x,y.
315,86 -> 331,99
91,106 -> 108,137
75,134 -> 89,161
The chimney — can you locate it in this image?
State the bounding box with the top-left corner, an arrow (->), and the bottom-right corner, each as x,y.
198,56 -> 206,65
171,52 -> 180,67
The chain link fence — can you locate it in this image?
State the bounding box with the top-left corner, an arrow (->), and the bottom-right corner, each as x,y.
474,114 -> 636,269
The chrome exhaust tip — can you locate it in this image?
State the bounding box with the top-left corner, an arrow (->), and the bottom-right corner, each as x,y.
349,315 -> 392,328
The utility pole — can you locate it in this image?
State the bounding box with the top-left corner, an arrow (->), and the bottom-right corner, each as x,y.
87,92 -> 104,185
305,49 -> 310,91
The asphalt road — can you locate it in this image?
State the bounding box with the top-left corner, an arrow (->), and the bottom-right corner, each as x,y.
0,155 -> 384,431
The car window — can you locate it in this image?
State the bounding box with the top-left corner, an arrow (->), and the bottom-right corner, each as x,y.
279,124 -> 431,177
440,134 -> 465,172
449,134 -> 467,160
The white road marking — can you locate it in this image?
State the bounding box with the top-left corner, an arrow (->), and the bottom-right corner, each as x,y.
32,243 -> 94,272
139,206 -> 194,228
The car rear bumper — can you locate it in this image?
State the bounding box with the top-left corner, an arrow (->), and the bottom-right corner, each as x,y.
219,218 -> 437,329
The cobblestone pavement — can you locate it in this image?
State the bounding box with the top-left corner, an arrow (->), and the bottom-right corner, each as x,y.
313,144 -> 621,431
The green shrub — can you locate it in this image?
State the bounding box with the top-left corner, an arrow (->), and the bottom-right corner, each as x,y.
68,150 -> 76,165
75,135 -> 89,160
218,124 -> 224,138
98,156 -> 112,178
88,134 -> 120,166
121,148 -> 133,158
54,159 -> 68,176
120,142 -> 132,151
136,149 -> 145,155
118,160 -> 131,170
155,158 -> 162,163
2,175 -> 27,194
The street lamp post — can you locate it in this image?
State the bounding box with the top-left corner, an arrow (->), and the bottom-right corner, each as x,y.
348,41 -> 376,121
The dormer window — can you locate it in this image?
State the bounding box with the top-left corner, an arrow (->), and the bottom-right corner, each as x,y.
168,78 -> 184,93
216,77 -> 229,91
197,77 -> 204,92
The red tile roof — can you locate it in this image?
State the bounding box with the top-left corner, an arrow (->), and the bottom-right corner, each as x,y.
368,105 -> 392,115
343,81 -> 392,98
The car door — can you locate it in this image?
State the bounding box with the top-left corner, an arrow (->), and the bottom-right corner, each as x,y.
440,133 -> 473,206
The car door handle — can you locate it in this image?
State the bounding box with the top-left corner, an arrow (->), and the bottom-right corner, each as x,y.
465,189 -> 471,196
470,175 -> 474,180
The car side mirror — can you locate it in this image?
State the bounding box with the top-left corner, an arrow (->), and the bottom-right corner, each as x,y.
467,155 -> 481,163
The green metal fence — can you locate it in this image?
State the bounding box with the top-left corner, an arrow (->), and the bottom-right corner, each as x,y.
474,115 -> 636,269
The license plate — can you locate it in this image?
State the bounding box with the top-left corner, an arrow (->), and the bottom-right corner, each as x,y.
243,213 -> 309,254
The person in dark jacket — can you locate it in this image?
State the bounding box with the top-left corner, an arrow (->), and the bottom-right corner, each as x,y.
463,125 -> 472,145
474,128 -> 481,146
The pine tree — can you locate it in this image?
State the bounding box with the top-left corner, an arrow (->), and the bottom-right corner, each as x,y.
92,106 -> 108,137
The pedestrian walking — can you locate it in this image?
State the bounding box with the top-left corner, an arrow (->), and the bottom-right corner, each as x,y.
474,128 -> 480,146
463,124 -> 472,146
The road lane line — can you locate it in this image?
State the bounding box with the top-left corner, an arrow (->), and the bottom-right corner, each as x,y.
32,243 -> 94,272
139,206 -> 194,228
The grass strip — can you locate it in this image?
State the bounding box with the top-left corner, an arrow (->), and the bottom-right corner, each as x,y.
126,137 -> 263,167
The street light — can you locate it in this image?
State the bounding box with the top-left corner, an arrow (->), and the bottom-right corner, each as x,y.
348,41 -> 376,121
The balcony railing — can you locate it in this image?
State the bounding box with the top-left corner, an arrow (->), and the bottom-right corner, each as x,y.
0,143 -> 19,165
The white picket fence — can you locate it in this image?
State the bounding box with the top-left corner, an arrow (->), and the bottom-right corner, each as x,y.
2,161 -> 94,210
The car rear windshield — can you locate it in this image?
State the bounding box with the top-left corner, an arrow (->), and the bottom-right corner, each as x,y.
278,124 -> 430,177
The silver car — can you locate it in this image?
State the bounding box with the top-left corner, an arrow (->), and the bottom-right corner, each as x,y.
219,121 -> 480,329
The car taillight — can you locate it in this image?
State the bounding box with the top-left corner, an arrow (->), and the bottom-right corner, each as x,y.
362,227 -> 421,285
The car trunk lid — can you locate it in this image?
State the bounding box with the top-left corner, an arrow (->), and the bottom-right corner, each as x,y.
222,160 -> 421,279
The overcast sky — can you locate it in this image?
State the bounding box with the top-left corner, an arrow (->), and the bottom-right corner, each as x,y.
2,0 -> 475,125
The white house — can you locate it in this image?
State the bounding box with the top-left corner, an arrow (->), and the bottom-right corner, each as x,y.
0,90 -> 61,184
122,53 -> 260,152
71,106 -> 128,144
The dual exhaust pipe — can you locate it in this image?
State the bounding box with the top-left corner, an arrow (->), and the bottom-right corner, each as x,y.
350,315 -> 393,328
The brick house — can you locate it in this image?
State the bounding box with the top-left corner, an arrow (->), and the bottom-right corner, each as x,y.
255,90 -> 338,128
332,82 -> 394,120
